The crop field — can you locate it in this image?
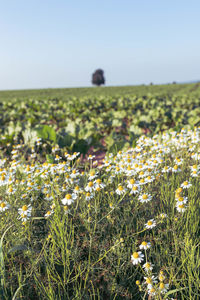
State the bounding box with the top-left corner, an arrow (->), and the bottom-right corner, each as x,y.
0,83 -> 200,299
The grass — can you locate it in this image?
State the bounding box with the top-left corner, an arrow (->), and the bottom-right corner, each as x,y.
0,128 -> 199,299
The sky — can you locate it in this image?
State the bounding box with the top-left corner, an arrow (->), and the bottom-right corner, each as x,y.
0,0 -> 200,90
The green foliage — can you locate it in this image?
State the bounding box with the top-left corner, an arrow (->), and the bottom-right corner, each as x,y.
35,125 -> 57,143
0,83 -> 200,158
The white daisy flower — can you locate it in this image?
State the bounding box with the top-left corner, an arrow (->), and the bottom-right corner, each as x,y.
44,210 -> 54,218
94,179 -> 105,189
45,194 -> 54,201
61,193 -> 77,206
73,185 -> 82,194
180,181 -> 192,189
176,203 -> 187,213
88,170 -> 98,180
0,201 -> 10,212
139,193 -> 152,203
85,192 -> 94,201
145,175 -> 155,183
171,165 -> 181,173
18,205 -> 32,221
144,276 -> 158,290
139,241 -> 151,250
70,169 -> 79,178
85,181 -> 95,192
116,185 -> 127,195
162,166 -> 171,173
127,178 -> 136,189
147,287 -> 157,297
129,185 -> 141,194
159,282 -> 169,294
143,262 -> 153,272
145,219 -> 156,229
176,196 -> 188,204
174,158 -> 183,165
7,186 -> 16,195
191,170 -> 199,177
131,251 -> 144,265
54,155 -> 61,161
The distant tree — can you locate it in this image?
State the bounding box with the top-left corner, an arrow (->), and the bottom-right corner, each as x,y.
92,69 -> 105,86
172,81 -> 177,84
150,82 -> 153,86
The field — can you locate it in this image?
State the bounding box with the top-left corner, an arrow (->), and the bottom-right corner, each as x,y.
0,83 -> 200,299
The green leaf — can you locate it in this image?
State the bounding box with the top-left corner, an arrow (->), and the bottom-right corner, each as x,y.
129,125 -> 143,135
36,125 -> 57,142
58,133 -> 74,148
46,154 -> 54,163
112,119 -> 122,127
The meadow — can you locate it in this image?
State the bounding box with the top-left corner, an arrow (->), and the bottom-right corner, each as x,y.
0,83 -> 200,299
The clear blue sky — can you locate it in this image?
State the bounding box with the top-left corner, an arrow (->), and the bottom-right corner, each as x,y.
0,0 -> 200,90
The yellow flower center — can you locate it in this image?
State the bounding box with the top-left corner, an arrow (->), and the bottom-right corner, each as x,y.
86,192 -> 90,197
96,179 -> 101,184
22,205 -> 28,211
145,263 -> 150,269
118,186 -> 123,191
75,186 -> 79,191
141,241 -> 147,246
179,204 -> 184,209
178,197 -> 184,202
147,221 -> 153,226
88,182 -> 93,187
142,194 -> 148,200
146,278 -> 152,284
160,282 -> 165,289
65,194 -> 72,200
140,179 -> 145,183
150,288 -> 155,293
1,202 -> 6,208
132,186 -> 137,191
132,252 -> 139,259
129,179 -> 135,185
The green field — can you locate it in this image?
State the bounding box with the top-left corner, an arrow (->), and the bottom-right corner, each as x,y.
0,83 -> 200,299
